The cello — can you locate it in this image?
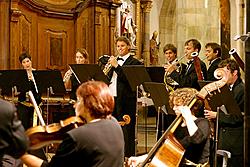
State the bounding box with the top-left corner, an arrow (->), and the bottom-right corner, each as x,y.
138,68 -> 228,167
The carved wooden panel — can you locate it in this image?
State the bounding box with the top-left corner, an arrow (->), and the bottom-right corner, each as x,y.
10,9 -> 34,69
2,0 -> 120,71
37,18 -> 74,71
46,30 -> 66,70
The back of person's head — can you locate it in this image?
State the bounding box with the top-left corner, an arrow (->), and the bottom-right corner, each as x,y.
169,87 -> 203,114
218,58 -> 241,78
163,44 -> 177,54
76,81 -> 114,119
116,36 -> 131,46
185,39 -> 201,53
19,52 -> 31,63
76,48 -> 89,63
205,42 -> 222,57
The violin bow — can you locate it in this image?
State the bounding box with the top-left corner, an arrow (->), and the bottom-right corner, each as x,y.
28,91 -> 46,126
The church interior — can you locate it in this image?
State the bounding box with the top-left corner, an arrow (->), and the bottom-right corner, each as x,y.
0,0 -> 250,166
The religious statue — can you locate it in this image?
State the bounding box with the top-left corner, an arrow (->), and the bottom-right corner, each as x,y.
150,31 -> 160,65
121,8 -> 137,47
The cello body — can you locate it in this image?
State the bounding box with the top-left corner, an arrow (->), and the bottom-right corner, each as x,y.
149,133 -> 185,167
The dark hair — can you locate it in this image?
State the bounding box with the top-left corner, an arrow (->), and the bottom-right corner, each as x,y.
19,52 -> 31,63
76,81 -> 114,119
76,48 -> 89,63
205,42 -> 222,57
218,58 -> 241,78
163,44 -> 177,54
115,36 -> 131,46
185,39 -> 201,53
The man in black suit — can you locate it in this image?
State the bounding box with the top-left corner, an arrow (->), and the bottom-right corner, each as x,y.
107,36 -> 142,157
163,43 -> 187,90
168,39 -> 207,90
204,59 -> 244,167
204,42 -> 222,81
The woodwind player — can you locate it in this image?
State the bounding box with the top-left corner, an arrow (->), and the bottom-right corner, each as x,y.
63,48 -> 89,101
17,52 -> 47,161
107,36 -> 142,157
17,52 -> 41,130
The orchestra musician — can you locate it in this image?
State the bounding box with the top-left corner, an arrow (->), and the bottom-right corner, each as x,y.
163,43 -> 187,88
17,52 -> 41,129
204,58 -> 244,167
157,44 -> 187,139
106,36 -> 142,157
167,39 -> 207,90
63,48 -> 89,101
128,88 -> 210,167
0,99 -> 29,167
204,42 -> 222,81
17,52 -> 47,162
21,81 -> 125,167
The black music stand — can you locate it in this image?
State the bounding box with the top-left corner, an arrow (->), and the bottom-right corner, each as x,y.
198,81 -> 241,115
69,64 -> 109,84
32,70 -> 66,96
143,82 -> 173,115
0,69 -> 29,96
121,65 -> 152,154
122,65 -> 152,91
143,82 -> 175,140
146,67 -> 165,83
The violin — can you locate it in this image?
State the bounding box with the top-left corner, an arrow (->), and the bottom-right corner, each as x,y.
26,116 -> 86,150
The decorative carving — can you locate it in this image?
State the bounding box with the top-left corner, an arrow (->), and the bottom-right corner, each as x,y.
43,0 -> 70,5
141,0 -> 152,13
11,8 -> 22,22
45,30 -> 67,69
95,12 -> 101,25
21,19 -> 31,52
19,0 -> 91,19
50,37 -> 63,66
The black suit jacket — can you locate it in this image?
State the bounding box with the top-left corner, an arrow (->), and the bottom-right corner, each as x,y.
170,58 -> 207,90
218,78 -> 244,157
108,55 -> 142,121
0,99 -> 28,164
107,55 -> 142,157
207,58 -> 222,81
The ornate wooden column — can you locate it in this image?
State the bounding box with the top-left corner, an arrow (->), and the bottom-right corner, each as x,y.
244,1 -> 250,166
220,0 -> 230,59
0,0 -> 10,69
134,0 -> 141,59
141,0 -> 152,66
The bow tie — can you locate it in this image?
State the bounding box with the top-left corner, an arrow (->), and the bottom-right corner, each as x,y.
117,57 -> 124,61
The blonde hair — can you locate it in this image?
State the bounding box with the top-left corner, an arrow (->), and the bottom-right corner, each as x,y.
169,88 -> 203,114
